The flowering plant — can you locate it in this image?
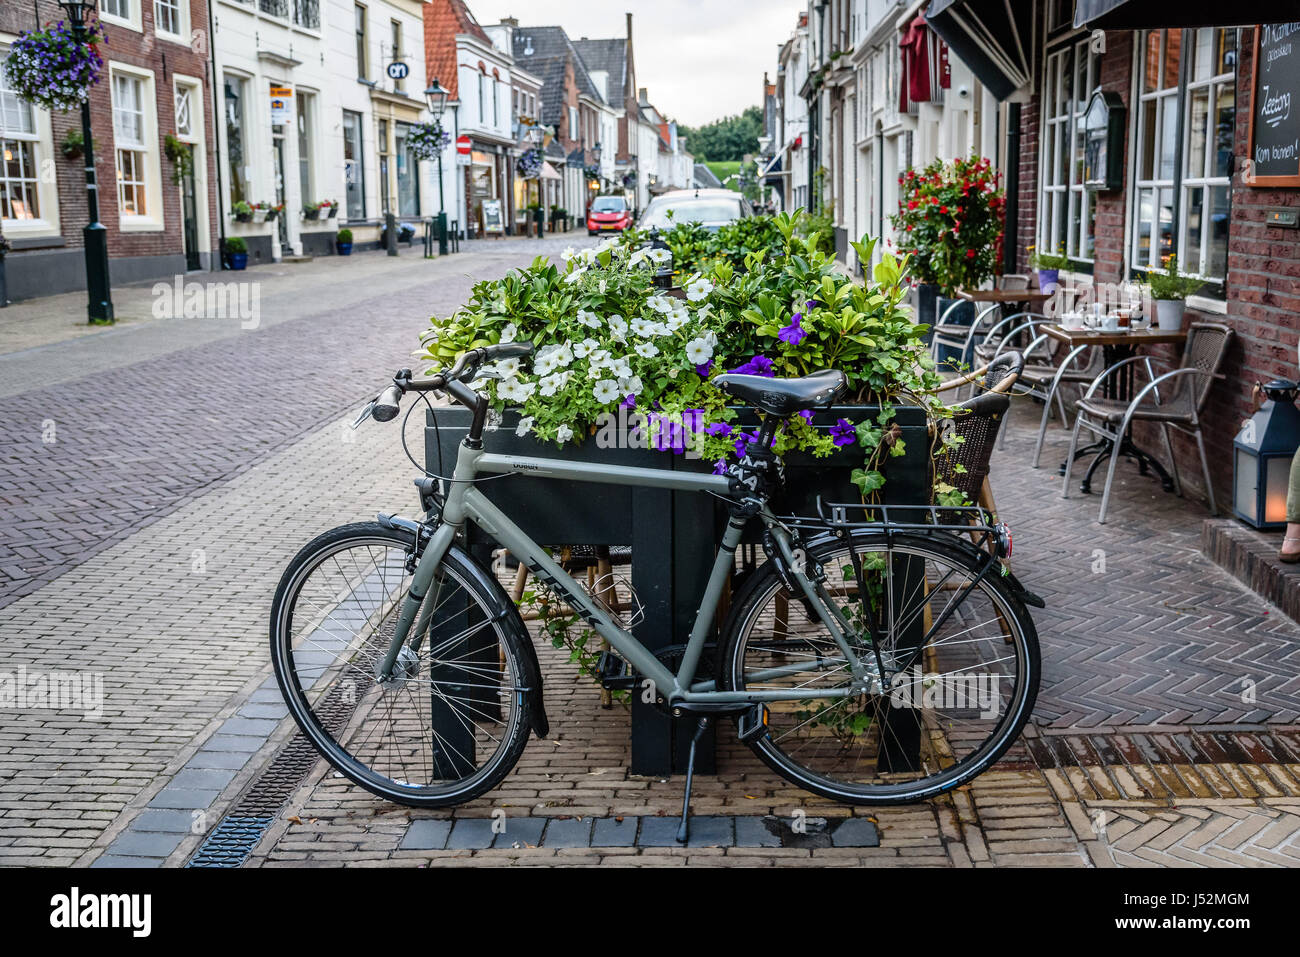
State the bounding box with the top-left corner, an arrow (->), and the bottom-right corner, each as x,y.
3,21 -> 105,113
890,155 -> 1004,296
583,164 -> 601,183
1145,253 -> 1203,300
406,121 -> 451,161
517,147 -> 544,179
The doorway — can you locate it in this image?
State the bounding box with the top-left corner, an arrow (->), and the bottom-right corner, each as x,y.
180,144 -> 201,271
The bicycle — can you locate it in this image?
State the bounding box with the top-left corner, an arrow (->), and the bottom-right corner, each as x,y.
271,342 -> 1044,841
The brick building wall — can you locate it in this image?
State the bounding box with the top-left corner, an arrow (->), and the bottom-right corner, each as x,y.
1,1 -> 218,299
1013,96 -> 1038,274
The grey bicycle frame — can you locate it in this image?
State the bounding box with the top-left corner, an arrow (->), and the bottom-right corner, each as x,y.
376,438 -> 866,705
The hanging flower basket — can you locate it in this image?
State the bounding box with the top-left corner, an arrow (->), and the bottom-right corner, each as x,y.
406,121 -> 451,161
584,164 -> 601,184
517,147 -> 543,179
2,21 -> 105,113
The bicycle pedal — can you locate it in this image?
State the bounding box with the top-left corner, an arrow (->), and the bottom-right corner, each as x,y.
596,651 -> 636,691
737,704 -> 770,743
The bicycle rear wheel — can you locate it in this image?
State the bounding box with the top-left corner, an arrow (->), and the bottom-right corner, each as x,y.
720,530 -> 1039,805
270,522 -> 534,807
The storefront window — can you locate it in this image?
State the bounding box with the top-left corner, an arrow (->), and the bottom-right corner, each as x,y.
378,118 -> 390,213
1132,27 -> 1235,287
1038,37 -> 1100,264
342,110 -> 365,220
1,57 -> 39,221
297,92 -> 314,205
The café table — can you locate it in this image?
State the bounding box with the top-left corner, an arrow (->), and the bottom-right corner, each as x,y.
1041,324 -> 1188,495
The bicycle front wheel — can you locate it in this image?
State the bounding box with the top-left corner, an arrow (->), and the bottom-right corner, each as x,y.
720,530 -> 1039,805
270,522 -> 534,807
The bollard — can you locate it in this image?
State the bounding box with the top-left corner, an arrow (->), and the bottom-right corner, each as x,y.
385,212 -> 398,257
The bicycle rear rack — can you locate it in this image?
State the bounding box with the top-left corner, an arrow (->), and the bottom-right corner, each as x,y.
775,499 -> 1011,560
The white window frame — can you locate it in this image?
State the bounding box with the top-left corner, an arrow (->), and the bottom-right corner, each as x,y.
221,70 -> 252,211
0,35 -> 60,238
296,89 -> 315,207
100,0 -> 143,32
171,73 -> 209,255
153,0 -> 190,46
1037,36 -> 1100,266
109,62 -> 163,231
1130,28 -> 1236,291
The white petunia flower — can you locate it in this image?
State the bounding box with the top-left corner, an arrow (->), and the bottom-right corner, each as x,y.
564,267 -> 586,284
556,424 -> 574,443
607,314 -> 628,335
498,377 -> 536,403
647,295 -> 673,315
686,277 -> 714,302
561,247 -> 577,262
618,375 -> 644,395
593,379 -> 620,403
577,309 -> 602,328
685,337 -> 714,364
609,356 -> 633,379
494,357 -> 521,378
573,337 -> 599,358
634,341 -> 659,358
630,316 -> 656,337
516,415 -> 535,437
500,322 -> 518,343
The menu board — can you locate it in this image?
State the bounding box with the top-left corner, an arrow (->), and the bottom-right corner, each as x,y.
481,199 -> 504,234
1248,22 -> 1300,186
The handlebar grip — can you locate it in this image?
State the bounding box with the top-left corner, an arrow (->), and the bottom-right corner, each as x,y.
372,385 -> 403,421
483,341 -> 534,361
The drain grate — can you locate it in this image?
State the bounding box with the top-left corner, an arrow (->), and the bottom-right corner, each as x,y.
187,682 -> 357,867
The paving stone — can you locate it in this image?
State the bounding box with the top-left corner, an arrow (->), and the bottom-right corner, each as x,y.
201,735 -> 267,754
831,818 -> 881,847
107,829 -> 185,858
540,817 -> 593,848
170,768 -> 238,791
217,717 -> 281,738
637,816 -> 687,847
185,750 -> 254,771
147,788 -> 219,810
493,817 -> 546,849
131,809 -> 200,834
591,816 -> 639,847
445,819 -> 496,850
734,816 -> 782,847
400,819 -> 452,851
89,855 -> 164,868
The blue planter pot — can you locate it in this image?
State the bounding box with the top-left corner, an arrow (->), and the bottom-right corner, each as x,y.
1037,269 -> 1059,292
934,297 -> 976,366
228,252 -> 248,271
337,242 -> 353,256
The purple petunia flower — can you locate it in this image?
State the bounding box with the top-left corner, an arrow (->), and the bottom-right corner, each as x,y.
713,458 -> 729,475
695,359 -> 713,377
706,422 -> 733,438
729,355 -> 775,378
620,393 -> 636,410
778,312 -> 807,345
830,417 -> 856,447
798,409 -> 814,422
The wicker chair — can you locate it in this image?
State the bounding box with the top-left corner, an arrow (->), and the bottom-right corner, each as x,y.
1062,322 -> 1234,524
934,351 -> 1025,518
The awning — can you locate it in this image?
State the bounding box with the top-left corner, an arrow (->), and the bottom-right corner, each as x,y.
539,161 -> 562,182
925,0 -> 1033,102
1072,0 -> 1297,29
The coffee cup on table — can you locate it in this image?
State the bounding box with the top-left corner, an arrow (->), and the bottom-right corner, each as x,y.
1100,313 -> 1120,332
1061,311 -> 1084,330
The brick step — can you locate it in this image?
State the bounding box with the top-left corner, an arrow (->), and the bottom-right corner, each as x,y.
1201,518 -> 1300,625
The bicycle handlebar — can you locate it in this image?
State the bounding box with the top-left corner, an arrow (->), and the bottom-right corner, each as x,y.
362,341 -> 536,426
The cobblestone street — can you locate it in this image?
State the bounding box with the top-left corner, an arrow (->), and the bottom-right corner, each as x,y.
2,238 -> 1299,867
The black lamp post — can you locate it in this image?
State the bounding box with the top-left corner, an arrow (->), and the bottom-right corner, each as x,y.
424,80 -> 449,256
60,0 -> 113,323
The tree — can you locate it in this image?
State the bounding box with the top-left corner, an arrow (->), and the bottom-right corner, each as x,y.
680,106 -> 763,162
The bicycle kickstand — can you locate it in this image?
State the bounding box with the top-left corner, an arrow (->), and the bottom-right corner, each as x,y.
676,717 -> 710,844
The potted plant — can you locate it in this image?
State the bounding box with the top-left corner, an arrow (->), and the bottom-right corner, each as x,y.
1146,254 -> 1202,331
321,199 -> 339,220
2,20 -> 105,113
232,200 -> 253,223
250,201 -> 268,224
336,228 -> 353,256
264,202 -> 283,223
890,155 -> 1005,341
1029,243 -> 1069,292
302,201 -> 321,221
60,128 -> 93,160
224,236 -> 248,271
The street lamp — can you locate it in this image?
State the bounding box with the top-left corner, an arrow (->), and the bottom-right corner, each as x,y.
59,0 -> 113,323
424,80 -> 450,256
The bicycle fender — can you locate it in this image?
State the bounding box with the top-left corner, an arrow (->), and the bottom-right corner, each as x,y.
445,543 -> 551,739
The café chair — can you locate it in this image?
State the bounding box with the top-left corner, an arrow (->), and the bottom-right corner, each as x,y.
1024,338 -> 1106,468
1062,322 -> 1234,524
931,300 -> 1000,368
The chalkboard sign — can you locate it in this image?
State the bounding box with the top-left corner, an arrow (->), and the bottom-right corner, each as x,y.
481,199 -> 504,234
1247,22 -> 1300,187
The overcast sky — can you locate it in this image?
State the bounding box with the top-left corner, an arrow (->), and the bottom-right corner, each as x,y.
467,1 -> 806,127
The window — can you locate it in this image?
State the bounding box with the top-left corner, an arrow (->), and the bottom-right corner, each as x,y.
395,121 -> 419,216
492,77 -> 499,126
390,20 -> 403,93
1,59 -> 39,221
154,0 -> 181,36
568,106 -> 578,139
378,118 -> 390,213
292,0 -> 319,29
342,109 -> 365,219
1038,38 -> 1101,265
112,73 -> 149,217
1132,28 -> 1236,287
355,4 -> 368,81
224,74 -> 248,206
478,73 -> 485,124
297,91 -> 314,206
101,0 -> 130,18
174,84 -> 193,139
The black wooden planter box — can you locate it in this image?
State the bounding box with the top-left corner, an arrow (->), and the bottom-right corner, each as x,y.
427,403 -> 930,775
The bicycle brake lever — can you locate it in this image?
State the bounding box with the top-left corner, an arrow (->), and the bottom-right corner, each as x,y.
351,400 -> 376,429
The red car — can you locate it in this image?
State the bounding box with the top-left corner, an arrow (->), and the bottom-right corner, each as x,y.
587,195 -> 632,235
